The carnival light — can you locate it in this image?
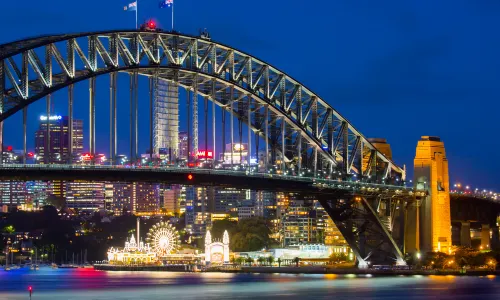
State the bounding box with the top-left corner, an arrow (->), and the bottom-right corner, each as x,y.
146,222 -> 180,257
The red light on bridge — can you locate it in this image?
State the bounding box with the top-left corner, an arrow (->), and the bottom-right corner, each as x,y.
27,152 -> 34,157
148,21 -> 156,29
187,174 -> 194,180
6,145 -> 13,152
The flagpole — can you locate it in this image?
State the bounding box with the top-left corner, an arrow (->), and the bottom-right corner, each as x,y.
136,0 -> 138,29
172,1 -> 174,31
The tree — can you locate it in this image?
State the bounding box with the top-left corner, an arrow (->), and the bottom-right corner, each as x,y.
2,225 -> 15,234
267,256 -> 275,266
294,257 -> 300,267
229,217 -> 273,252
277,257 -> 282,268
422,252 -> 450,269
235,257 -> 245,265
257,256 -> 266,266
245,257 -> 253,266
329,252 -> 348,264
44,195 -> 66,210
211,218 -> 238,239
486,257 -> 497,270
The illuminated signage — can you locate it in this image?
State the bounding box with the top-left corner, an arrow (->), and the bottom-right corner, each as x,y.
40,115 -> 62,121
81,153 -> 93,160
233,143 -> 246,151
196,150 -> 213,159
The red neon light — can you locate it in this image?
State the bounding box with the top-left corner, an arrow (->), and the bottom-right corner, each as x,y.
82,153 -> 93,160
196,150 -> 213,159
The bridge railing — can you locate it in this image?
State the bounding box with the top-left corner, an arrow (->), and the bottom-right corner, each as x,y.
0,164 -> 414,194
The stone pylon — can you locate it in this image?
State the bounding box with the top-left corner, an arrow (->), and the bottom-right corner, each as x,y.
410,136 -> 452,254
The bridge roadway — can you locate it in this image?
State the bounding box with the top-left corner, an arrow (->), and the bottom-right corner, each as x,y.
0,164 -> 412,197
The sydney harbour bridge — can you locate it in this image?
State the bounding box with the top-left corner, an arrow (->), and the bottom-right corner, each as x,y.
0,26 -> 498,268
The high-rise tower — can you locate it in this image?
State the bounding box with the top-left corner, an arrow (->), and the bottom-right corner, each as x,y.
412,136 -> 451,253
154,80 -> 179,161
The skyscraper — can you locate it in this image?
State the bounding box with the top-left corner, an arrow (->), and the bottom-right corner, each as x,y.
178,131 -> 189,161
154,81 -> 179,161
34,115 -> 83,164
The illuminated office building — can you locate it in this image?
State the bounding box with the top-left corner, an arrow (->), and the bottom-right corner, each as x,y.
0,181 -> 26,210
162,184 -> 182,216
25,181 -> 50,210
105,182 -> 133,215
132,182 -> 160,215
34,115 -> 83,164
280,205 -> 316,247
65,181 -> 105,211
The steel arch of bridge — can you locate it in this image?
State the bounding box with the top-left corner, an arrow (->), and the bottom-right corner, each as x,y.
0,30 -> 404,181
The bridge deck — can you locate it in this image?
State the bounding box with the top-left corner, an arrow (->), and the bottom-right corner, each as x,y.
0,164 -> 413,197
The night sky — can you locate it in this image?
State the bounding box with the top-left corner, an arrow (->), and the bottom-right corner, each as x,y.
1,1 -> 499,190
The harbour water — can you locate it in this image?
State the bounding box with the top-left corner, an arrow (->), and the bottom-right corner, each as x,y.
0,268 -> 500,299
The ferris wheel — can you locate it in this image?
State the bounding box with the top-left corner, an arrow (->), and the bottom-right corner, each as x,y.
146,222 -> 180,257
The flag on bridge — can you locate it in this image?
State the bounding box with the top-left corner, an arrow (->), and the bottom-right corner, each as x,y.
159,0 -> 173,9
124,1 -> 137,11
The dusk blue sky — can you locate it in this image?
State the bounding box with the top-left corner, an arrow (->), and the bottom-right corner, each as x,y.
1,1 -> 499,190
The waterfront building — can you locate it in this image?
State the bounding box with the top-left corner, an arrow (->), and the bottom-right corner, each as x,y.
280,205 -> 316,247
236,244 -> 350,263
107,234 -> 157,265
203,230 -> 230,265
324,217 -> 347,246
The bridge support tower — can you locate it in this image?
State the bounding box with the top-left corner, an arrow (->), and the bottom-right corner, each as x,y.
460,221 -> 471,248
409,136 -> 452,254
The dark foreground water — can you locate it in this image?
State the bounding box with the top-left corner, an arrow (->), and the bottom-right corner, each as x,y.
0,268 -> 499,299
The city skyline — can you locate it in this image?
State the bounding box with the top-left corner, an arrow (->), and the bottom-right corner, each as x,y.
2,2 -> 500,295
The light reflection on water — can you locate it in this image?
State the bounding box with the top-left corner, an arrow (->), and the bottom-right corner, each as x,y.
0,268 -> 499,299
